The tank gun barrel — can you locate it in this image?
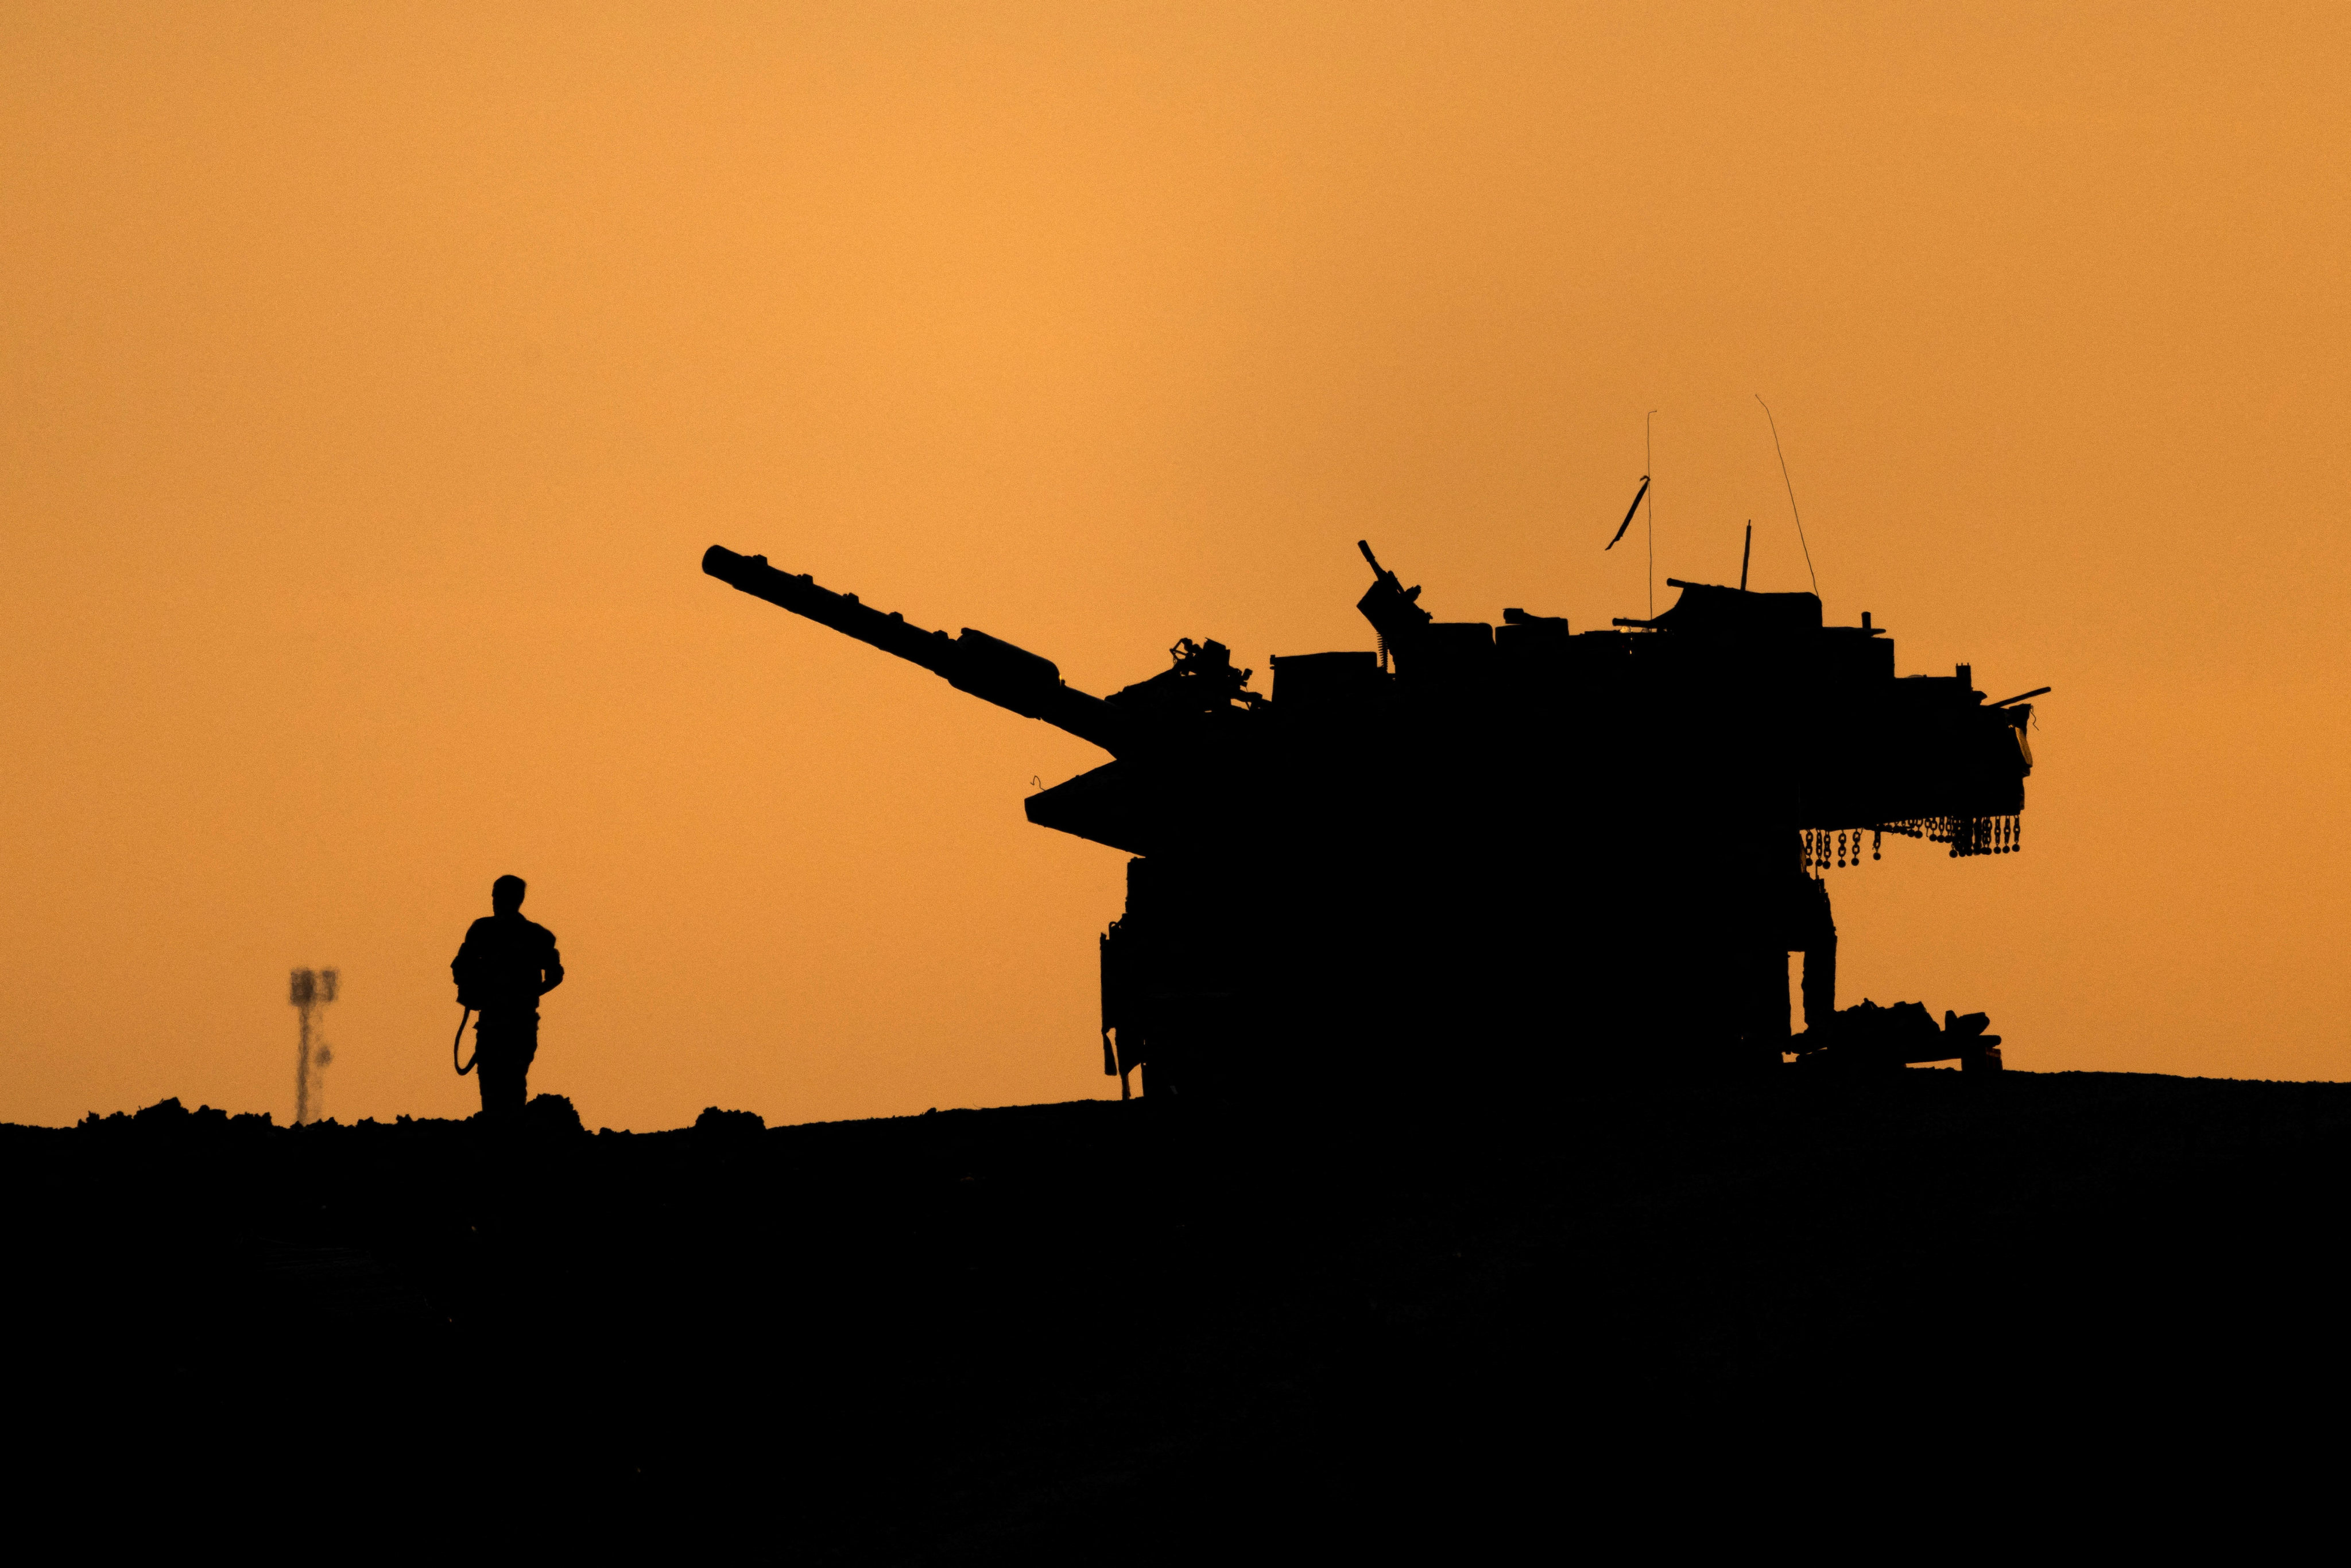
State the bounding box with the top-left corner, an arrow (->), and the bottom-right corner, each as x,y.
703,545 -> 1136,755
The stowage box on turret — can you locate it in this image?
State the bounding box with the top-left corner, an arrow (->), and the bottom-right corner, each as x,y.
702,537 -> 2041,1095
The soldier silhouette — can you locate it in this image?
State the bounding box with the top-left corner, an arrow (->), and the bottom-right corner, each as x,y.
451,875 -> 564,1120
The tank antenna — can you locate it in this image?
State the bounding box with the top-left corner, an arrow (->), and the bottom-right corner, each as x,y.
1603,474 -> 1649,550
1644,410 -> 1659,618
1740,522 -> 1753,591
1755,394 -> 1818,600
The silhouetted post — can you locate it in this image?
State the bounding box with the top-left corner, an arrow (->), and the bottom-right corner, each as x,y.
288,968 -> 338,1125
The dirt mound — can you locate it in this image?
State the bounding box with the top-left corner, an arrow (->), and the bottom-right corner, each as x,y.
8,1072 -> 2348,1543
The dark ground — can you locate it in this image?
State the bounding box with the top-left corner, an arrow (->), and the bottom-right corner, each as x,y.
7,1070 -> 2348,1551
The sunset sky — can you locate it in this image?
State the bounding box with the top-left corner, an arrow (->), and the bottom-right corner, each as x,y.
5,3 -> 2346,1129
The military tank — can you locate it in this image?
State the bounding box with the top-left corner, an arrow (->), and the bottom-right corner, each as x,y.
702,538 -> 2042,1095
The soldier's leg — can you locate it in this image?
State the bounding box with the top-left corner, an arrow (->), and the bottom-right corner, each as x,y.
1732,943 -> 1793,1069
1799,880 -> 1838,1033
514,1024 -> 540,1106
1801,936 -> 1837,1033
478,1049 -> 522,1119
474,1015 -> 528,1120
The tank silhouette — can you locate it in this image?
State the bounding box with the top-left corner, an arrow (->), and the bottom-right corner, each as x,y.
702,540 -> 2040,1095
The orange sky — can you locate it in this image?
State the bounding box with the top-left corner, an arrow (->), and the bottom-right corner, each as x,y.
5,3 -> 2347,1129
